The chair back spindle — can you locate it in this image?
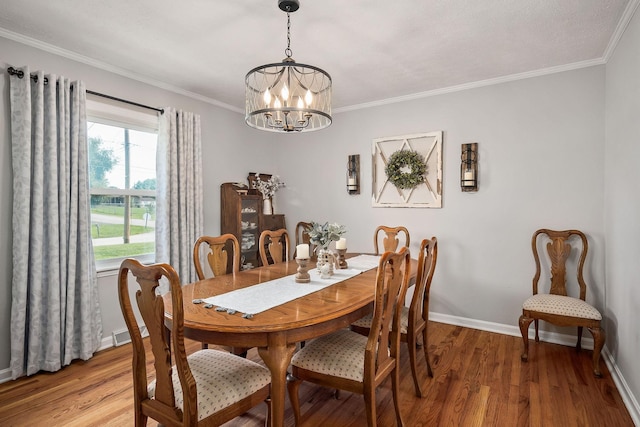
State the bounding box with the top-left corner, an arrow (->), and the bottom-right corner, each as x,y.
259,229 -> 290,266
374,225 -> 410,255
193,234 -> 240,279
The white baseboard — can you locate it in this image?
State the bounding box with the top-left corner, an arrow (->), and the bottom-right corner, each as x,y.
0,367 -> 11,384
97,335 -> 114,352
603,347 -> 640,426
430,312 -> 595,348
0,313 -> 637,425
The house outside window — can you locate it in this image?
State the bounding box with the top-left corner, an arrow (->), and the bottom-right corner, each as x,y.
87,97 -> 159,271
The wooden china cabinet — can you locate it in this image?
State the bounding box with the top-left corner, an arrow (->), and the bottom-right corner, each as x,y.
220,181 -> 285,270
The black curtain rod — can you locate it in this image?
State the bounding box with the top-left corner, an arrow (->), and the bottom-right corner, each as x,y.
7,66 -> 164,114
86,90 -> 164,114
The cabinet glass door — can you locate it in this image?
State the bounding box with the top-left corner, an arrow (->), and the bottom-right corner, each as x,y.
240,198 -> 260,269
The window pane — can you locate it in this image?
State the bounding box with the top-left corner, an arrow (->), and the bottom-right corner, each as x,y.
87,122 -> 157,191
91,197 -> 156,261
88,120 -> 157,266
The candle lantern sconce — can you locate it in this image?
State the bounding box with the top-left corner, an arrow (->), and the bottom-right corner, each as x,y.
460,143 -> 478,192
347,154 -> 360,195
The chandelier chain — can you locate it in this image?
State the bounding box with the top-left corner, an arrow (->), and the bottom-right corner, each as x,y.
285,9 -> 292,58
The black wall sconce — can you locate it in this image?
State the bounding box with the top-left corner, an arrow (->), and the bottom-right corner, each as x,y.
461,143 -> 478,192
347,154 -> 360,194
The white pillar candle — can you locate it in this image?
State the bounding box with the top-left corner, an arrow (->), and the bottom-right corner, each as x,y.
347,178 -> 357,191
296,244 -> 310,259
463,170 -> 475,186
336,237 -> 347,250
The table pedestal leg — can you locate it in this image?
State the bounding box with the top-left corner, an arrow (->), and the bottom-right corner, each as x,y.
258,333 -> 296,427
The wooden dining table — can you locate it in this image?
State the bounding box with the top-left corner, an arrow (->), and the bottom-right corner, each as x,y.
163,256 -> 417,427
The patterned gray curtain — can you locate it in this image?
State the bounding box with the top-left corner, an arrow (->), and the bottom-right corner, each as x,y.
156,107 -> 203,284
9,66 -> 102,379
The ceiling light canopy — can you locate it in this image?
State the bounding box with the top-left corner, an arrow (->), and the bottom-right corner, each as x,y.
245,0 -> 332,133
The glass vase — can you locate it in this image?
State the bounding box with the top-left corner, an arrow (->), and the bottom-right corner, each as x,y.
316,247 -> 335,277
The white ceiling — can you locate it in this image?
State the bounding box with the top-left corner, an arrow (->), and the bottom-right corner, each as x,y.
0,0 -> 636,113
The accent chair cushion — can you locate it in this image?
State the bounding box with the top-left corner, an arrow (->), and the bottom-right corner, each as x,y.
148,349 -> 270,420
523,294 -> 602,320
291,329 -> 367,382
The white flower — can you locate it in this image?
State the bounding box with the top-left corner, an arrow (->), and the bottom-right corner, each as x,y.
254,175 -> 285,199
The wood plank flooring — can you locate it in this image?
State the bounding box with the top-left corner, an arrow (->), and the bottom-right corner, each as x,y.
0,321 -> 633,426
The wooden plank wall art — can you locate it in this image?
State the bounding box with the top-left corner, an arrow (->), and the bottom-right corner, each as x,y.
372,131 -> 443,208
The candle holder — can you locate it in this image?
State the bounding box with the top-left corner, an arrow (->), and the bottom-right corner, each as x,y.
295,258 -> 311,283
336,248 -> 348,269
461,143 -> 478,192
347,154 -> 360,194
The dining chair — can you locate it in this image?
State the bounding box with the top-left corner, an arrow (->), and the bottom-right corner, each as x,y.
193,233 -> 240,280
351,237 -> 438,397
259,228 -> 290,266
373,225 -> 410,255
287,248 -> 411,427
193,234 -> 243,352
118,258 -> 271,426
294,221 -> 315,259
519,229 -> 605,377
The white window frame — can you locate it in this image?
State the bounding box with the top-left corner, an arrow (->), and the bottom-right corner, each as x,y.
87,95 -> 160,272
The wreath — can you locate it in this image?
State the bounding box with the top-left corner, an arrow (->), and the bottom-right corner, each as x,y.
384,150 -> 427,190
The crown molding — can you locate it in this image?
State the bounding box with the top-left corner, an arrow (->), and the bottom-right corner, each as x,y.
0,27 -> 243,114
334,58 -> 605,113
603,0 -> 640,62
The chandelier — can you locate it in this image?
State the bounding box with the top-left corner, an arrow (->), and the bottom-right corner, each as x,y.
245,0 -> 332,133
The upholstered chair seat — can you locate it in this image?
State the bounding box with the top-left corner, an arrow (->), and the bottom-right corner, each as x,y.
290,329 -> 369,382
148,349 -> 271,420
522,294 -> 602,320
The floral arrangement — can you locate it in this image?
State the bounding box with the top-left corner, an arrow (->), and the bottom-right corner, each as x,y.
385,150 -> 427,190
254,175 -> 285,199
306,222 -> 347,250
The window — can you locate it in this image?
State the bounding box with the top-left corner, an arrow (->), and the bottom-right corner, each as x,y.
87,98 -> 159,271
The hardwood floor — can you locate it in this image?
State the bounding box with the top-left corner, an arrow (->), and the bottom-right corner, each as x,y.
0,321 -> 633,426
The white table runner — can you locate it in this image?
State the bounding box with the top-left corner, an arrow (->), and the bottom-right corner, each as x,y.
203,254 -> 380,316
